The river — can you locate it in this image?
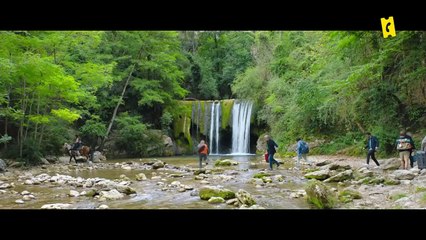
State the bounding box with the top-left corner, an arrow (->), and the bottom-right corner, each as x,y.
0,155 -> 313,209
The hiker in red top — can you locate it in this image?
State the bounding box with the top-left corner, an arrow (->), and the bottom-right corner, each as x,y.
197,140 -> 209,168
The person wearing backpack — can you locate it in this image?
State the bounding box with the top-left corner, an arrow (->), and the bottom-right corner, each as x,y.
296,138 -> 313,168
364,132 -> 380,168
197,140 -> 209,169
395,130 -> 415,170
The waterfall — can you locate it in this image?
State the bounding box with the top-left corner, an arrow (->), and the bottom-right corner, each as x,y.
209,102 -> 221,154
231,100 -> 253,154
215,102 -> 220,154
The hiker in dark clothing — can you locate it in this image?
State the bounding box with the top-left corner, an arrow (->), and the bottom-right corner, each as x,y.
407,132 -> 415,168
264,135 -> 280,170
365,132 -> 380,168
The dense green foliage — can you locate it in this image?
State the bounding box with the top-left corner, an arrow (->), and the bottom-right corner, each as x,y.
1,31 -> 425,162
232,31 -> 426,155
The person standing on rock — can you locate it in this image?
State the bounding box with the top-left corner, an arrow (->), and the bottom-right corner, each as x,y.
396,130 -> 415,170
364,132 -> 380,168
265,135 -> 280,170
422,135 -> 426,151
197,140 -> 209,168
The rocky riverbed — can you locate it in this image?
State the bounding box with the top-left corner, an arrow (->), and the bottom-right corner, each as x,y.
0,155 -> 424,209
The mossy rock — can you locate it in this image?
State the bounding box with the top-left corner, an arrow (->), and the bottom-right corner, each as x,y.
236,189 -> 256,207
328,164 -> 351,171
390,193 -> 407,201
369,177 -> 385,185
220,99 -> 234,130
304,169 -> 330,180
304,167 -> 320,174
354,170 -> 374,180
215,160 -> 232,167
415,187 -> 426,193
305,180 -> 336,209
360,177 -> 372,184
85,189 -> 98,197
199,187 -> 236,200
194,169 -> 206,175
253,172 -> 271,179
116,185 -> 137,195
215,160 -> 238,167
324,170 -> 353,183
384,178 -> 400,185
339,189 -> 362,201
338,195 -> 354,203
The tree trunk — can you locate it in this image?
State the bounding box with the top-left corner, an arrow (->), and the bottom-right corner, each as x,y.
38,124 -> 45,147
33,97 -> 40,140
4,88 -> 10,150
24,92 -> 35,143
98,63 -> 137,151
355,122 -> 365,134
19,78 -> 27,158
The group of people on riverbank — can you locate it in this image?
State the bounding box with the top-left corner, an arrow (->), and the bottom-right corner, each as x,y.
195,131 -> 426,171
367,131 -> 426,170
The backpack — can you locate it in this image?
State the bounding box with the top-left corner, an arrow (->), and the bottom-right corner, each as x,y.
300,141 -> 309,154
198,145 -> 206,153
396,138 -> 412,150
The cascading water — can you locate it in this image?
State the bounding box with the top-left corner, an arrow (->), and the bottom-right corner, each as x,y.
209,102 -> 221,154
231,100 -> 253,154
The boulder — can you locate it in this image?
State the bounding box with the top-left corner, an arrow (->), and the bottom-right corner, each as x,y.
381,158 -> 401,171
316,160 -> 332,167
162,135 -> 174,157
152,161 -> 165,169
328,164 -> 351,171
22,195 -> 32,201
226,198 -> 239,205
199,186 -> 235,200
69,190 -> 80,197
40,158 -> 50,165
99,189 -> 124,200
41,203 -> 73,209
356,168 -> 374,179
215,159 -> 239,167
135,173 -> 147,181
0,159 -> 7,172
115,185 -> 136,195
324,170 -> 353,183
208,197 -> 225,204
305,180 -> 336,209
236,189 -> 256,206
338,188 -> 362,203
92,151 -> 107,163
21,190 -> 31,195
304,169 -> 330,180
392,170 -> 416,180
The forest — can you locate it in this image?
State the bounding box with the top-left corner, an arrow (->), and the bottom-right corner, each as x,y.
0,31 -> 425,164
